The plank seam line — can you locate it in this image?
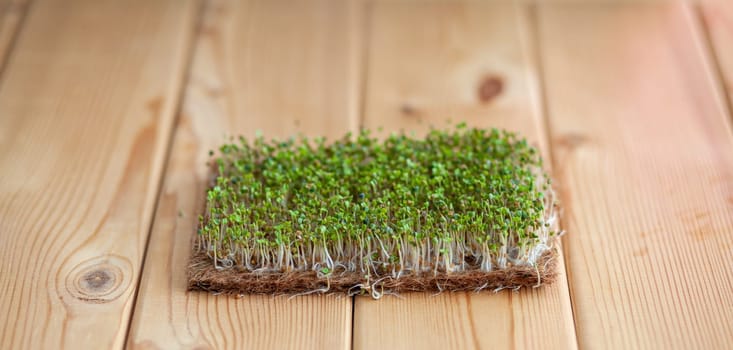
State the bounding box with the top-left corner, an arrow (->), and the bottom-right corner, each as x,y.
356,0 -> 372,132
526,3 -> 580,348
352,1 -> 372,348
0,0 -> 34,87
122,1 -> 206,348
690,2 -> 733,134
350,295 -> 356,350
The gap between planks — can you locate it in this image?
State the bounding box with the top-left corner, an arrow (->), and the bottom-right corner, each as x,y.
526,2 -> 581,347
123,0 -> 206,348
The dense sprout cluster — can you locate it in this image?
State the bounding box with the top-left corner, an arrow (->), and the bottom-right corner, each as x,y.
198,125 -> 558,280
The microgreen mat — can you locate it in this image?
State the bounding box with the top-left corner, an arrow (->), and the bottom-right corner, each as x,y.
193,124 -> 560,296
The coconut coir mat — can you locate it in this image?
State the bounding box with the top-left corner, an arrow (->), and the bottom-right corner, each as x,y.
188,247 -> 558,296
188,127 -> 562,297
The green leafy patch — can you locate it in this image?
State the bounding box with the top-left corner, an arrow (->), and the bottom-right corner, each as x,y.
198,124 -> 558,276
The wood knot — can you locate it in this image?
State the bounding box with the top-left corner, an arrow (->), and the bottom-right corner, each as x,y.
64,255 -> 132,303
555,133 -> 590,152
82,269 -> 114,291
477,75 -> 503,103
401,104 -> 417,115
146,96 -> 163,116
400,104 -> 423,122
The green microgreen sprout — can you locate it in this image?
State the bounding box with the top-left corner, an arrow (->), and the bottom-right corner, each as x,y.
197,125 -> 558,289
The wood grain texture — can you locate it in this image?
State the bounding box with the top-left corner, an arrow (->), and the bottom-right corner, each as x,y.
354,2 -> 576,349
126,0 -> 361,349
0,0 -> 197,349
699,0 -> 733,117
538,2 -> 733,348
0,0 -> 27,69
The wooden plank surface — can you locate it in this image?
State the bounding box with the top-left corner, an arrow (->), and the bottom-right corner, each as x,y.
0,0 -> 197,349
354,2 -> 577,349
126,0 -> 361,349
538,2 -> 733,348
699,0 -> 733,116
0,0 -> 26,69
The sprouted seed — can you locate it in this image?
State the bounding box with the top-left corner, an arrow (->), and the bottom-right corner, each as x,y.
197,124 -> 558,282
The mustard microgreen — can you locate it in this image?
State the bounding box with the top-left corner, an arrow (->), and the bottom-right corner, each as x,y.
198,125 -> 558,277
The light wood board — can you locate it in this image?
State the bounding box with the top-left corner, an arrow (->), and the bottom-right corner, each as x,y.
0,0 -> 197,349
126,0 -> 362,349
1,0 -> 731,348
354,2 -> 577,349
538,2 -> 733,348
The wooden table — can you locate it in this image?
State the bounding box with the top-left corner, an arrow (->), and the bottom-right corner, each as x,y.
1,0 -> 732,349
